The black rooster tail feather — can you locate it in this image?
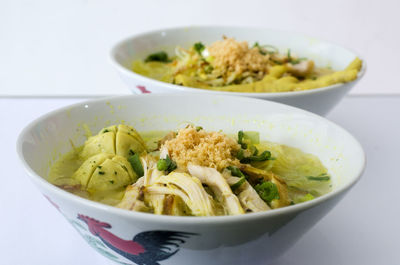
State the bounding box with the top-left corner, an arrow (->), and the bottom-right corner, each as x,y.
132,230 -> 198,263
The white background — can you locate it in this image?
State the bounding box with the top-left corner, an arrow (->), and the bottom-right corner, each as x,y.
0,0 -> 398,96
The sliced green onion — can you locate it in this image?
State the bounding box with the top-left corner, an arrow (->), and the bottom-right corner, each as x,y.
287,49 -> 292,61
237,130 -> 247,149
252,42 -> 278,55
262,44 -> 279,54
240,150 -> 273,163
128,153 -> 144,177
272,60 -> 282,65
290,57 -> 307,65
252,42 -> 266,55
255,181 -> 280,203
157,155 -> 177,173
249,145 -> 258,156
236,149 -> 245,160
193,42 -> 205,55
204,65 -> 214,73
230,176 -> 246,191
145,51 -> 170,63
227,166 -> 245,178
307,174 -> 330,181
157,159 -> 168,171
165,155 -> 177,172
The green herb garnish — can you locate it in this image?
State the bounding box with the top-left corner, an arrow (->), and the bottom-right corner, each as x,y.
128,152 -> 144,177
102,129 -> 109,133
98,171 -> 105,175
240,150 -> 274,163
255,181 -> 280,203
307,174 -> 330,181
145,51 -> 170,63
193,42 -> 205,55
109,180 -> 114,184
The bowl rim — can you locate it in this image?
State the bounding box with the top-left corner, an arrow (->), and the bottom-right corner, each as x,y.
16,94 -> 366,225
109,25 -> 367,98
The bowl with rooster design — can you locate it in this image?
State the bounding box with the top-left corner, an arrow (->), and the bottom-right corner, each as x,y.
17,94 -> 365,265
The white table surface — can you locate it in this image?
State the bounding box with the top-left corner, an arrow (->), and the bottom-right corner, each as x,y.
1,95 -> 399,265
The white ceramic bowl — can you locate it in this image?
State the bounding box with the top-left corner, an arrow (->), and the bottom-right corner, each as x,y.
110,26 -> 366,116
17,94 -> 365,265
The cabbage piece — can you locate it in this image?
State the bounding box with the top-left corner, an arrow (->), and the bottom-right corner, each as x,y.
80,124 -> 146,160
254,141 -> 331,196
239,131 -> 260,146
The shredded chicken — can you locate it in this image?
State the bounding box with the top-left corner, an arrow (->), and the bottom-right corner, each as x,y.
222,170 -> 270,212
146,172 -> 215,216
141,155 -> 166,214
188,164 -> 244,215
117,177 -> 149,212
